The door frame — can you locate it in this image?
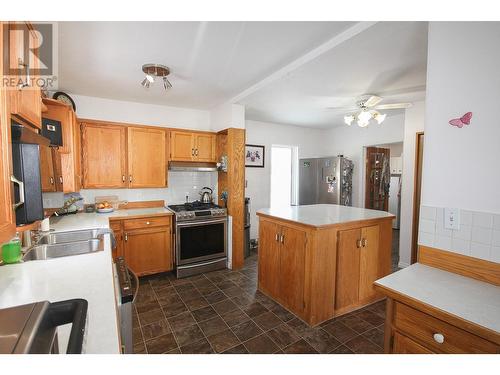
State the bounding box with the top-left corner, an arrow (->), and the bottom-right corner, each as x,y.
410,132 -> 424,264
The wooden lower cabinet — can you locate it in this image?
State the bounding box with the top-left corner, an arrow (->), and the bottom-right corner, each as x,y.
111,215 -> 173,276
257,214 -> 393,326
383,299 -> 500,354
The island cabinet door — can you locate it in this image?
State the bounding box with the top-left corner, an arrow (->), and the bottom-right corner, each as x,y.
335,227 -> 361,310
279,225 -> 307,314
358,225 -> 380,300
258,220 -> 281,298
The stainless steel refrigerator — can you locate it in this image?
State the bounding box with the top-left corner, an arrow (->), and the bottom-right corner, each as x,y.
298,157 -> 353,206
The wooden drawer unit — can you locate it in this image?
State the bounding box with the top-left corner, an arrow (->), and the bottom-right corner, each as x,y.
393,332 -> 434,354
123,215 -> 171,231
393,302 -> 498,354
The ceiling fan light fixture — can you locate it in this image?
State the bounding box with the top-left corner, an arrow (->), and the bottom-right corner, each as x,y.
344,115 -> 355,126
141,78 -> 151,89
163,76 -> 172,90
374,112 -> 387,124
358,110 -> 372,123
357,118 -> 369,128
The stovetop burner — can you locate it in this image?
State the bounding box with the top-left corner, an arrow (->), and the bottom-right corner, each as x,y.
168,200 -> 221,213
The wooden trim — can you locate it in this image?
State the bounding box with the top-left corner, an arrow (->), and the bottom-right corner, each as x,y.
384,298 -> 394,353
77,117 -> 216,136
418,245 -> 500,286
411,132 -> 424,264
374,283 -> 500,345
117,200 -> 165,209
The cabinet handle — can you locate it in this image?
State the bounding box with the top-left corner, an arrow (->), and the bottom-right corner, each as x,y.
195,149 -> 199,156
191,148 -> 195,156
59,176 -> 63,184
433,333 -> 445,344
18,59 -> 30,89
275,233 -> 279,242
146,221 -> 150,225
50,177 -> 54,185
129,175 -> 132,183
362,238 -> 367,247
124,233 -> 128,242
280,234 -> 285,244
356,239 -> 362,248
11,175 -> 25,210
122,175 -> 125,183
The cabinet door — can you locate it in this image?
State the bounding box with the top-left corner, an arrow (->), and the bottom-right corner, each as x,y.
335,228 -> 361,310
81,123 -> 127,188
358,225 -> 380,301
110,221 -> 123,261
39,146 -> 56,192
124,226 -> 172,276
127,127 -> 166,188
8,22 -> 41,128
258,220 -> 281,298
195,133 -> 216,162
279,225 -> 307,314
170,131 -> 195,161
0,25 -> 16,244
393,332 -> 434,354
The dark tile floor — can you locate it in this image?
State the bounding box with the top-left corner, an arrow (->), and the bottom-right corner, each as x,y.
132,252 -> 387,354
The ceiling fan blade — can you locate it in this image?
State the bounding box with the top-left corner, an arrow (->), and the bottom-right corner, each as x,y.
363,95 -> 382,107
374,102 -> 413,110
325,106 -> 358,111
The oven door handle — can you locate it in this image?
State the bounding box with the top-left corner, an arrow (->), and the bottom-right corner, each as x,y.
176,218 -> 227,227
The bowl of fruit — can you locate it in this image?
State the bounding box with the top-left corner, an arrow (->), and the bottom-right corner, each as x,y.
96,201 -> 114,213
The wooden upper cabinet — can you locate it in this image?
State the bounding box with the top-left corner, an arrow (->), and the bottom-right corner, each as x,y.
258,220 -> 281,297
279,225 -> 307,314
81,122 -> 127,189
127,127 -> 166,188
195,133 -> 216,162
0,23 -> 16,244
7,22 -> 41,129
42,99 -> 74,154
170,130 -> 195,161
170,130 -> 216,162
39,146 -> 56,192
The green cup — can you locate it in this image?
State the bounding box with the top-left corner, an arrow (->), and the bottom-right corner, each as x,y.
2,239 -> 22,264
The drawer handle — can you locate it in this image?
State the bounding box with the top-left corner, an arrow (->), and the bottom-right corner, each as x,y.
433,333 -> 445,344
146,221 -> 150,225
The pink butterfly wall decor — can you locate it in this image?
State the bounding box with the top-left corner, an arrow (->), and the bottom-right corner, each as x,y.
449,112 -> 472,128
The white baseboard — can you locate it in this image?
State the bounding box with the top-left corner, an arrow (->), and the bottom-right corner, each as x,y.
397,261 -> 410,268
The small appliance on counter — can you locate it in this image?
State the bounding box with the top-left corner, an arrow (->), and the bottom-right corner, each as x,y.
0,299 -> 88,354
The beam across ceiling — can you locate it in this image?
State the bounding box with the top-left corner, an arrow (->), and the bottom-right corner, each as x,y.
229,21 -> 378,104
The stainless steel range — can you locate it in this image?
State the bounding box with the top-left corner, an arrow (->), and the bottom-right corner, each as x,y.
168,201 -> 227,278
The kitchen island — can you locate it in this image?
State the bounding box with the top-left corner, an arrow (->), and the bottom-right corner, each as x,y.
256,204 -> 394,326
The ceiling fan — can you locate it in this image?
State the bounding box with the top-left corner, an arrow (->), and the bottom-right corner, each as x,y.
327,94 -> 412,127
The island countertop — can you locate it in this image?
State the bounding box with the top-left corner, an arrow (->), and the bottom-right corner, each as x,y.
257,204 -> 394,228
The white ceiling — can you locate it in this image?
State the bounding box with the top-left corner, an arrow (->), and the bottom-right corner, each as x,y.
239,22 -> 429,128
57,21 -> 355,109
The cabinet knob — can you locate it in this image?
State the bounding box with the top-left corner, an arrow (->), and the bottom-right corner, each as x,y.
433,333 -> 445,344
146,221 -> 150,225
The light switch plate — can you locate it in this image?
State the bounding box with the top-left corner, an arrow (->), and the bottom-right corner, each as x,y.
444,208 -> 460,230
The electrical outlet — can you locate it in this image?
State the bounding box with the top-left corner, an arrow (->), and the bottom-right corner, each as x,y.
444,208 -> 460,230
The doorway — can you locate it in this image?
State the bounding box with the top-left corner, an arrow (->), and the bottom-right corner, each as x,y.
270,145 -> 298,208
411,132 -> 424,264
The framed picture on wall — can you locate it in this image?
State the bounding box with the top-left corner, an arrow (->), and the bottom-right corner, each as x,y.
245,144 -> 265,167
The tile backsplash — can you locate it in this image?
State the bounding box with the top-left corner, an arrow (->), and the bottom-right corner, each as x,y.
77,171 -> 218,206
418,206 -> 500,263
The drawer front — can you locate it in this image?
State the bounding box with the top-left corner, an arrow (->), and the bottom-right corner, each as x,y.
394,302 -> 498,353
393,332 -> 434,354
123,216 -> 171,230
109,221 -> 122,233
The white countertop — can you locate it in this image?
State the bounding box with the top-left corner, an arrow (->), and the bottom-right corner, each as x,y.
375,263 -> 500,333
257,204 -> 394,227
50,207 -> 172,232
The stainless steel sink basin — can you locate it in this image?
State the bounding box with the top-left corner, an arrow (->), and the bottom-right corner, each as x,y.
23,239 -> 104,261
37,229 -> 106,245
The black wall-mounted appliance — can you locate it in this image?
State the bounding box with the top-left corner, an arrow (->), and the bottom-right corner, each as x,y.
11,121 -> 49,226
41,117 -> 63,147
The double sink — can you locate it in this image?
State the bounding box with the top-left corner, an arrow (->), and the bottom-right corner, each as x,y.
23,229 -> 109,262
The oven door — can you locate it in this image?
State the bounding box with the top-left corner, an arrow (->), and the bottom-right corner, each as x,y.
176,218 -> 227,266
